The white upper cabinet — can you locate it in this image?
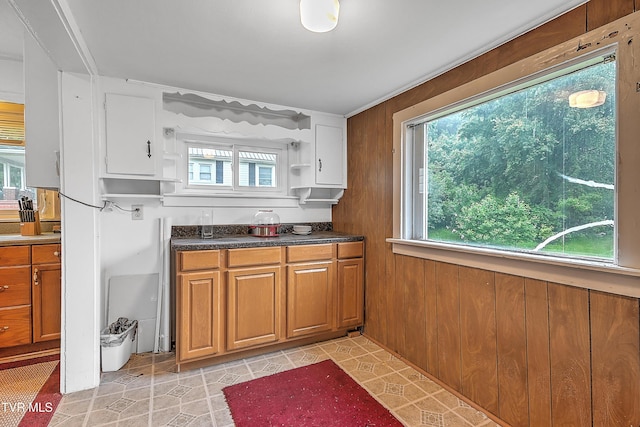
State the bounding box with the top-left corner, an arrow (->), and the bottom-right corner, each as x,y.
104,93 -> 157,177
315,124 -> 344,186
24,32 -> 61,189
288,112 -> 346,204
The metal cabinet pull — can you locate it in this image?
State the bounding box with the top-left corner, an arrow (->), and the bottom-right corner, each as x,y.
33,268 -> 39,286
318,158 -> 323,172
0,326 -> 9,333
147,140 -> 152,158
0,285 -> 8,292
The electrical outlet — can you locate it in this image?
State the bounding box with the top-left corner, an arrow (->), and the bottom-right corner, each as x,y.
132,204 -> 143,220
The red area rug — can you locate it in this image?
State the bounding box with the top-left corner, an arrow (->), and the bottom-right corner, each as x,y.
223,359 -> 403,427
0,354 -> 62,427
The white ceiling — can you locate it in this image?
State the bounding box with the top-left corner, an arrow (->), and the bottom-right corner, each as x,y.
3,0 -> 587,116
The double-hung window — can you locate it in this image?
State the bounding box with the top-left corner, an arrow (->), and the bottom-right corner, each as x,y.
184,137 -> 284,194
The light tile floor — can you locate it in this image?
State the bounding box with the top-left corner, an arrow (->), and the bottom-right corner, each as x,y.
49,336 -> 502,427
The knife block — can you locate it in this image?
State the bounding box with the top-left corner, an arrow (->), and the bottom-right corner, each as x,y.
20,212 -> 41,236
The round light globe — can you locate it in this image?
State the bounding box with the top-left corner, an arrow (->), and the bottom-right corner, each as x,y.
300,0 -> 340,33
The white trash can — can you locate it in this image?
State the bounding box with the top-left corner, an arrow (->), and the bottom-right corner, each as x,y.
100,319 -> 138,372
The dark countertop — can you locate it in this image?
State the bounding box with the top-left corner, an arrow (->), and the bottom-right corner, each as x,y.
171,231 -> 364,251
0,233 -> 61,247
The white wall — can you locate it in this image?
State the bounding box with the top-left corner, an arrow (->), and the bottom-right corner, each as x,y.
0,58 -> 23,103
21,70 -> 337,393
96,77 -> 335,348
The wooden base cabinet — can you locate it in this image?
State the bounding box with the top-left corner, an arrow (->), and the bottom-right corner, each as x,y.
174,240 -> 364,368
0,246 -> 31,347
176,250 -> 222,362
227,266 -> 282,350
31,244 -> 62,343
0,243 -> 61,349
178,271 -> 222,361
337,242 -> 364,329
287,262 -> 335,338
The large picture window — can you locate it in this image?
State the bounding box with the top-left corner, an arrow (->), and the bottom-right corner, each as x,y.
404,54 -> 616,261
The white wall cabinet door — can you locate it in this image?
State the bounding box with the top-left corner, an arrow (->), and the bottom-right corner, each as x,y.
315,124 -> 344,186
24,32 -> 60,189
105,93 -> 156,176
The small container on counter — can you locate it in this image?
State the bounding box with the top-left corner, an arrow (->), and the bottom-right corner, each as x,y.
249,210 -> 280,237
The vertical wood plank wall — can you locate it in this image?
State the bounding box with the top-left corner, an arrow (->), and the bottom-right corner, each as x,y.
332,0 -> 640,425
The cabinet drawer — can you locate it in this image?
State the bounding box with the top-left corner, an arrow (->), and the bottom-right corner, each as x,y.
0,246 -> 30,266
0,306 -> 32,347
0,267 -> 31,307
227,247 -> 282,268
32,244 -> 61,264
179,250 -> 220,272
338,242 -> 364,259
287,244 -> 334,263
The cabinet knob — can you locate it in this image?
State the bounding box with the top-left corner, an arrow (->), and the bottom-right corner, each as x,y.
54,251 -> 60,257
33,268 -> 39,286
0,285 -> 8,292
0,326 -> 8,333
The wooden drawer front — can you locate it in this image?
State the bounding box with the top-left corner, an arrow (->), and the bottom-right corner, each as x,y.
0,306 -> 32,347
338,242 -> 364,259
0,246 -> 30,266
287,244 -> 333,263
0,267 -> 31,307
179,250 -> 220,272
227,247 -> 282,268
32,244 -> 61,264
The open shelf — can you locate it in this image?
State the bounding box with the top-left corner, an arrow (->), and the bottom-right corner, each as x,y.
102,194 -> 163,200
291,187 -> 345,205
290,163 -> 311,170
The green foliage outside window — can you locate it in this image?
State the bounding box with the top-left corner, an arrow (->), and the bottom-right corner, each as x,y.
421,59 -> 615,259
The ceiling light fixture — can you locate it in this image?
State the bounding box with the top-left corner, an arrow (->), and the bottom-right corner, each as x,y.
300,0 -> 340,33
568,90 -> 607,108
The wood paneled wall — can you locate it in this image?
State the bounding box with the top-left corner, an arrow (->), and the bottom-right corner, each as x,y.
332,0 -> 640,425
391,258 -> 640,426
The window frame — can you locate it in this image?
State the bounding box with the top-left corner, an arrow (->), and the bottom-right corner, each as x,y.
179,135 -> 287,196
402,50 -> 616,260
390,16 -> 640,298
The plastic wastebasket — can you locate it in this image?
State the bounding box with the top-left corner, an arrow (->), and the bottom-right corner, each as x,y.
100,319 -> 138,372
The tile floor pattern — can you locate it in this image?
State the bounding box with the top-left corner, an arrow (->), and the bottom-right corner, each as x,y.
49,336 -> 502,427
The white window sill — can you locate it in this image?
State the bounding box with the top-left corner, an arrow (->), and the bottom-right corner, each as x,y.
162,192 -> 299,208
388,238 -> 640,298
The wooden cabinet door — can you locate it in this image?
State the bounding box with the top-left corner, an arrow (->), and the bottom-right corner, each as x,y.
287,262 -> 335,338
32,263 -> 61,342
337,258 -> 364,329
227,266 -> 281,350
177,271 -> 222,362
